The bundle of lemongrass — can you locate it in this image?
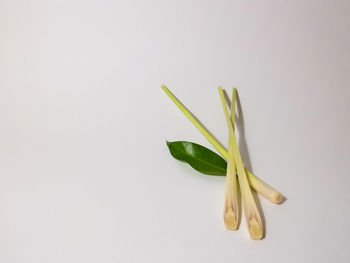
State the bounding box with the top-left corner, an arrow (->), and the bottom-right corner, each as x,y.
162,85 -> 283,240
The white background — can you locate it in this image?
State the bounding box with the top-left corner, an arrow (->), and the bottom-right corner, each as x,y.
1,0 -> 350,262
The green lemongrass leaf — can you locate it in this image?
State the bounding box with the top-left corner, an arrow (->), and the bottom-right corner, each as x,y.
166,141 -> 227,175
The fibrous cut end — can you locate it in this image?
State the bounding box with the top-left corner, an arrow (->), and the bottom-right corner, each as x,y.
248,217 -> 263,240
224,208 -> 238,230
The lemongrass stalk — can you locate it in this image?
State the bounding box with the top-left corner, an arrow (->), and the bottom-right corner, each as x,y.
223,142 -> 238,229
218,87 -> 263,240
231,91 -> 237,129
161,85 -> 282,203
223,88 -> 238,230
161,85 -> 222,156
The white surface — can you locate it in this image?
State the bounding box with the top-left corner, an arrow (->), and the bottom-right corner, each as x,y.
1,0 -> 350,262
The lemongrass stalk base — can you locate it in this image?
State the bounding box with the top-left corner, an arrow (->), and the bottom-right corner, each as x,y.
223,135 -> 239,230
246,171 -> 283,204
248,217 -> 263,240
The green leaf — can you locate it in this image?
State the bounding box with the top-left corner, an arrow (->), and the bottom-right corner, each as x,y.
166,141 -> 227,176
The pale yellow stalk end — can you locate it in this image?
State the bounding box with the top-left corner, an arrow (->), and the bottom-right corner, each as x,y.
223,135 -> 239,230
248,216 -> 263,240
246,171 -> 283,204
224,207 -> 238,230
